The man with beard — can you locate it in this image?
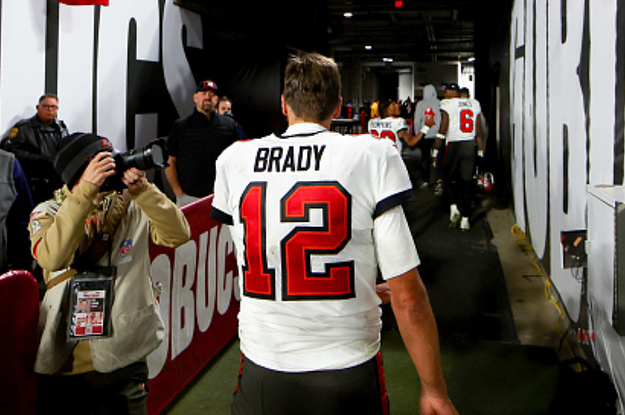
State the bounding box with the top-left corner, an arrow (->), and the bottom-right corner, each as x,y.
165,80 -> 239,206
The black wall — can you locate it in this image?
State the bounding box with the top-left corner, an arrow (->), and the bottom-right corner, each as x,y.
475,0 -> 515,204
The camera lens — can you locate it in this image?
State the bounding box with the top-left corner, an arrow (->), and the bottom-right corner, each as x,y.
146,144 -> 166,168
101,139 -> 169,191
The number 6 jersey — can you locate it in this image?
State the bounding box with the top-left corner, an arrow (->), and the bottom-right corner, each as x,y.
211,122 -> 420,372
440,98 -> 481,142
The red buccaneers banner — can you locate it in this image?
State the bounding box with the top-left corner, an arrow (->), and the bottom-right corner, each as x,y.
147,196 -> 240,414
58,0 -> 109,6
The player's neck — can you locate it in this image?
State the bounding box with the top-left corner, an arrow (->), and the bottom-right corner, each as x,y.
288,117 -> 332,131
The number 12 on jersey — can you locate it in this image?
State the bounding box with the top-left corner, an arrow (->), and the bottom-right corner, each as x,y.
239,181 -> 355,301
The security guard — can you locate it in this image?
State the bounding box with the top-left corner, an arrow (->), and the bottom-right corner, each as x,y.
1,93 -> 69,205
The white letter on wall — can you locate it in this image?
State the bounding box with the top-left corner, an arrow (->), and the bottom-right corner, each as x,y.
196,229 -> 217,332
147,254 -> 172,378
162,0 -> 203,119
217,225 -> 234,315
171,240 -> 196,360
97,0 -> 160,150
523,0 -> 549,259
510,0 -> 526,233
0,0 -> 47,132
57,5 -> 96,133
548,0 -> 587,317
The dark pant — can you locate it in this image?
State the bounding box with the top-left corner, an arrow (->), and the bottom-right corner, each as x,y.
443,140 -> 476,216
417,138 -> 437,184
232,353 -> 389,415
37,361 -> 149,415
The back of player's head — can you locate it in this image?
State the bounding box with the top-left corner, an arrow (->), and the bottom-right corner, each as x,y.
283,53 -> 341,122
378,99 -> 393,118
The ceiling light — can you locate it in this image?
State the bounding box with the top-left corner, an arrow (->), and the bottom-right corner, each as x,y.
383,58 -> 394,63
343,12 -> 353,18
468,57 -> 476,62
365,45 -> 372,50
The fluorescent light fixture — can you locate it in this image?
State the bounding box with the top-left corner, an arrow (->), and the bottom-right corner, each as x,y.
344,12 -> 353,18
365,45 -> 372,50
468,57 -> 476,62
383,58 -> 394,63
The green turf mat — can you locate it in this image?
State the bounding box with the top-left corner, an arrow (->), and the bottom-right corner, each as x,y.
382,331 -> 559,415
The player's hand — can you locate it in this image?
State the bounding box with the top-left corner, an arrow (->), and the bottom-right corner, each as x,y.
122,167 -> 148,196
420,394 -> 459,415
425,115 -> 436,128
376,283 -> 392,304
78,152 -> 116,188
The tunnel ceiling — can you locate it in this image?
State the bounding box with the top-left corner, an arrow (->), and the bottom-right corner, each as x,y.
327,0 -> 477,64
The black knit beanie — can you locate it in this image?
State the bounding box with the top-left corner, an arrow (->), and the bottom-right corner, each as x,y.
53,132 -> 114,188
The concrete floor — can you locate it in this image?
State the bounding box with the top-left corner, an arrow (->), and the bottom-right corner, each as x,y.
487,207 -> 576,358
488,208 -> 558,345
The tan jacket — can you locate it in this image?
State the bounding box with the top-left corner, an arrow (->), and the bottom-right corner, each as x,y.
30,180 -> 190,375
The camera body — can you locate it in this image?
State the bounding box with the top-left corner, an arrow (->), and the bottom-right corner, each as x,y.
101,139 -> 169,191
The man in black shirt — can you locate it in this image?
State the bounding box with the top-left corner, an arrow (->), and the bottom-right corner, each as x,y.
165,80 -> 239,206
1,93 -> 69,205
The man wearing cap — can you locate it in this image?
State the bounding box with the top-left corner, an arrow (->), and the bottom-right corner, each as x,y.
1,93 -> 69,205
165,80 -> 239,206
30,132 -> 190,414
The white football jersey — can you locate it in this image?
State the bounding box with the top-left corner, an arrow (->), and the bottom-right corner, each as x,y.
368,116 -> 408,153
440,98 -> 481,142
211,123 -> 419,372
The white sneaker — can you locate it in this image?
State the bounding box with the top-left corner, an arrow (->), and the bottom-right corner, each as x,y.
460,217 -> 470,231
449,205 -> 461,228
434,181 -> 444,196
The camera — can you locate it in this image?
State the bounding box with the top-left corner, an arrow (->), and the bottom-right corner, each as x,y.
101,138 -> 169,191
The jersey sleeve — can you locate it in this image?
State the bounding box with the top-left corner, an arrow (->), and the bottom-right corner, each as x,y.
210,148 -> 234,225
396,118 -> 408,132
439,99 -> 451,113
374,205 -> 420,279
474,99 -> 482,116
371,140 -> 413,219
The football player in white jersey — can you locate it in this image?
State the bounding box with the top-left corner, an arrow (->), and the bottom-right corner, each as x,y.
211,53 -> 457,415
368,100 -> 432,154
432,84 -> 484,231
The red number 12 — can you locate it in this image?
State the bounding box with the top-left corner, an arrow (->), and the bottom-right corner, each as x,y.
240,181 -> 355,301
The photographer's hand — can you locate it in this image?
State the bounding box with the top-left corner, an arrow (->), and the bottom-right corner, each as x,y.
123,167 -> 148,196
77,152 -> 116,189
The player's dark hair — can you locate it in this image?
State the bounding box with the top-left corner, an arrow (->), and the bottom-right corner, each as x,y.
378,100 -> 393,118
283,53 -> 341,122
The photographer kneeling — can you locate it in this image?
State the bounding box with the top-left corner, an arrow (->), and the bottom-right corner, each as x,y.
30,133 -> 190,415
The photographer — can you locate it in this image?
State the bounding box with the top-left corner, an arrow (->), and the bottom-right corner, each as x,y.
30,133 -> 190,415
